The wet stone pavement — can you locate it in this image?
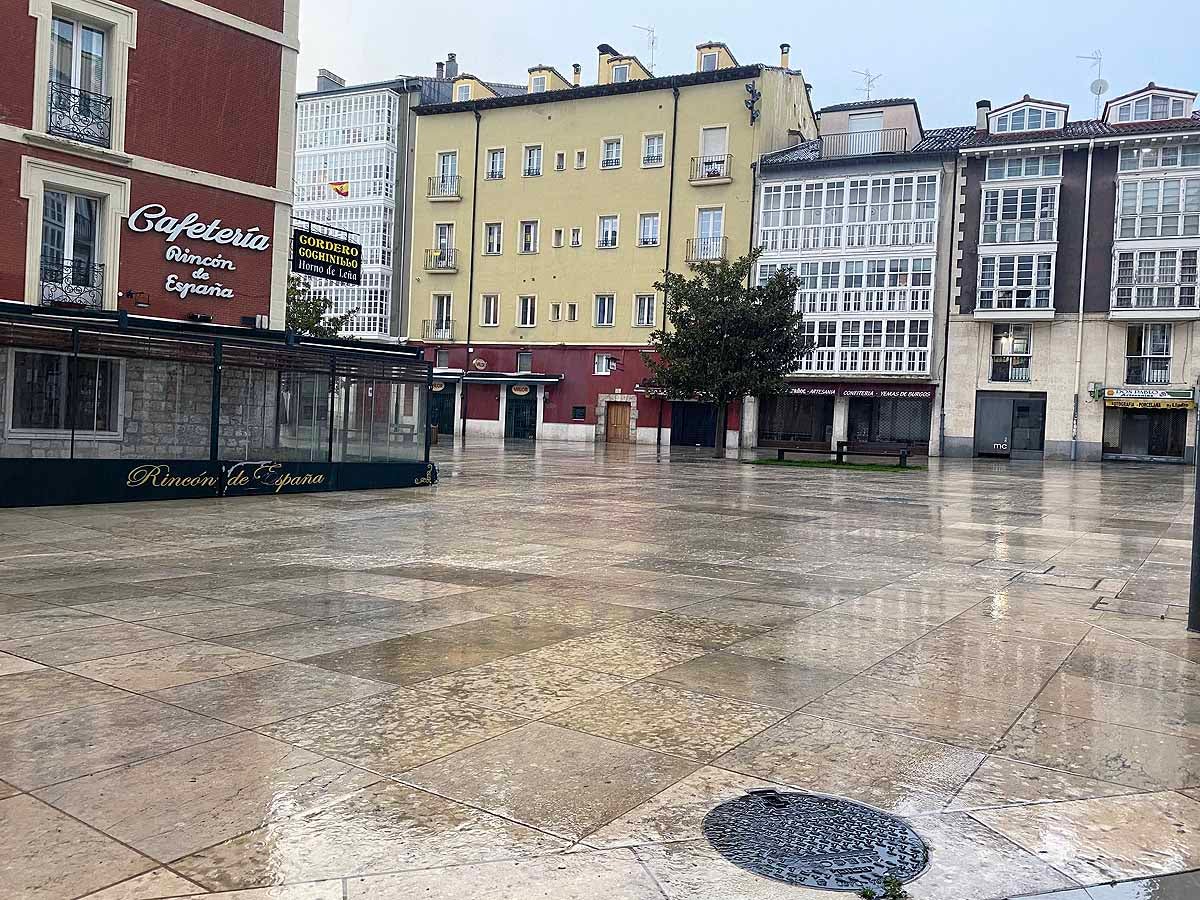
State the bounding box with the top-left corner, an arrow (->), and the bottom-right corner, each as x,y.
0,441 -> 1198,900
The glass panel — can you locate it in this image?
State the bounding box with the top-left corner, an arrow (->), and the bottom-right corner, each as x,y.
50,18 -> 73,86
41,190 -> 67,263
79,26 -> 105,94
71,195 -> 98,273
276,372 -> 331,462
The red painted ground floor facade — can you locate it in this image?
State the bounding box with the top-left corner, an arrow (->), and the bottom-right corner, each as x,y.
419,344 -> 742,448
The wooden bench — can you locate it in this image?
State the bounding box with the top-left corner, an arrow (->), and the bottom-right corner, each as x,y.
774,441 -> 910,468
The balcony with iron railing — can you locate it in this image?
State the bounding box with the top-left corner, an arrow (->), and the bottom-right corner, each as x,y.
47,81 -> 113,148
819,127 -> 908,159
40,256 -> 104,308
424,248 -> 458,273
690,154 -> 733,184
423,319 -> 454,341
1111,274 -> 1199,319
427,175 -> 461,200
686,236 -> 727,263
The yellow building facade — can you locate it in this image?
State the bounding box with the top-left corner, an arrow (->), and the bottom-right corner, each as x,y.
409,43 -> 815,446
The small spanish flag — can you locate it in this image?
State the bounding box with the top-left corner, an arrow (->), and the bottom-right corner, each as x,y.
328,181 -> 350,197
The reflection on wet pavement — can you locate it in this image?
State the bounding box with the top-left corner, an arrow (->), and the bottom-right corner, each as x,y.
0,441 -> 1197,899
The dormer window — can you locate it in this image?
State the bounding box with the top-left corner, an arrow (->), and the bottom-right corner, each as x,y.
991,104 -> 1061,134
612,64 -> 630,84
530,75 -> 547,94
1114,93 -> 1190,123
701,52 -> 718,72
456,84 -> 470,102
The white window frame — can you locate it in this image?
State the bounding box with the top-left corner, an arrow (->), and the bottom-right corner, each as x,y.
552,227 -> 564,248
594,352 -> 615,375
977,253 -> 1056,311
483,222 -> 503,255
523,144 -> 543,177
601,137 -> 622,170
1125,323 -> 1173,385
611,64 -> 630,83
519,220 -> 539,254
485,147 -> 505,180
20,156 -> 129,311
638,211 -> 661,247
634,293 -> 656,327
570,226 -> 582,247
549,301 -> 562,322
31,0 -> 138,155
1116,178 -> 1200,240
597,214 -> 619,249
700,51 -> 718,72
594,293 -> 615,327
566,302 -> 579,322
456,84 -> 471,102
984,154 -> 1063,182
642,133 -> 665,167
574,149 -> 586,169
990,323 -> 1032,383
516,350 -> 533,372
980,183 -> 1059,244
480,293 -> 499,326
517,294 -> 537,327
990,104 -> 1063,134
530,75 -> 547,94
6,347 -> 125,439
554,151 -> 566,171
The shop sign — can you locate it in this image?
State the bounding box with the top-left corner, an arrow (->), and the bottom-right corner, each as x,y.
126,462 -> 326,495
290,230 -> 362,285
786,384 -> 935,399
431,382 -> 445,392
127,203 -> 271,303
788,385 -> 837,396
472,358 -> 488,370
1102,387 -> 1195,409
511,385 -> 531,396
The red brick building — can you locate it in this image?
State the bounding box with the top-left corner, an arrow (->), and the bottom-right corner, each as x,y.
0,0 -> 297,325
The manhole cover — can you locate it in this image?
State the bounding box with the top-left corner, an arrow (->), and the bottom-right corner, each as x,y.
701,790 -> 928,892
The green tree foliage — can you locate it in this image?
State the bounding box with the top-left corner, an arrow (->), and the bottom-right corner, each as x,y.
644,249 -> 810,456
284,273 -> 356,339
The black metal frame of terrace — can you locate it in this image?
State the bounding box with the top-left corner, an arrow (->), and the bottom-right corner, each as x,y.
0,302 -> 437,507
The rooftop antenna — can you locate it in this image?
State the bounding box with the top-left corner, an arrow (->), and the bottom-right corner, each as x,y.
1078,50 -> 1108,118
853,68 -> 882,101
632,24 -> 657,72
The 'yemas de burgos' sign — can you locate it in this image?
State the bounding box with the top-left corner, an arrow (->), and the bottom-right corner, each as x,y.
127,203 -> 271,303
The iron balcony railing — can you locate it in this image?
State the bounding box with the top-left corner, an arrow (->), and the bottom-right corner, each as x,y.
47,81 -> 113,148
523,163 -> 542,177
598,234 -> 618,249
1126,358 -> 1171,384
642,153 -> 664,166
40,256 -> 104,308
485,167 -> 504,180
690,154 -> 732,181
423,319 -> 454,341
685,236 -> 727,263
424,248 -> 458,271
820,127 -> 907,159
427,175 -> 460,199
600,155 -> 622,169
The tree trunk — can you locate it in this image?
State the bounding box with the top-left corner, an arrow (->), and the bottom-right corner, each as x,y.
712,400 -> 727,459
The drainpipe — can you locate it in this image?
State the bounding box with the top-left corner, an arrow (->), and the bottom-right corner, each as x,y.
460,108 -> 482,444
936,156 -> 957,458
656,86 -> 681,449
1070,139 -> 1096,462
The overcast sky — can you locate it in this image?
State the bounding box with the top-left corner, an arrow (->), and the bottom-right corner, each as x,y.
298,0 -> 1196,128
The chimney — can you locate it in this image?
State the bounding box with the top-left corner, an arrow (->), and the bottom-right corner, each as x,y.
316,68 -> 345,92
572,63 -> 581,87
435,61 -> 444,79
779,43 -> 791,69
597,43 -> 619,80
976,99 -> 991,132
445,53 -> 458,79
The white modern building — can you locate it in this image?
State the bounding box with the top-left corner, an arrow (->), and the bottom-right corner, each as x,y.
747,99 -> 971,456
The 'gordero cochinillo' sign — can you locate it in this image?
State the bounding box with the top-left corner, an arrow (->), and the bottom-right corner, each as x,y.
127,203 -> 271,303
126,462 -> 325,495
291,230 -> 362,286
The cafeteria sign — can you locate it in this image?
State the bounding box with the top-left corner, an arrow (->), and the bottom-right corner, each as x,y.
291,229 -> 362,286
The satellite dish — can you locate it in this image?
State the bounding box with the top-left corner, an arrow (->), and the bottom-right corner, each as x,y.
1090,78 -> 1109,96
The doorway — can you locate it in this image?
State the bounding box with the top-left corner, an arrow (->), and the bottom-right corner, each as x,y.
671,401 -> 719,447
974,391 -> 1046,459
428,387 -> 455,437
1103,407 -> 1187,459
605,401 -> 632,443
504,386 -> 536,440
